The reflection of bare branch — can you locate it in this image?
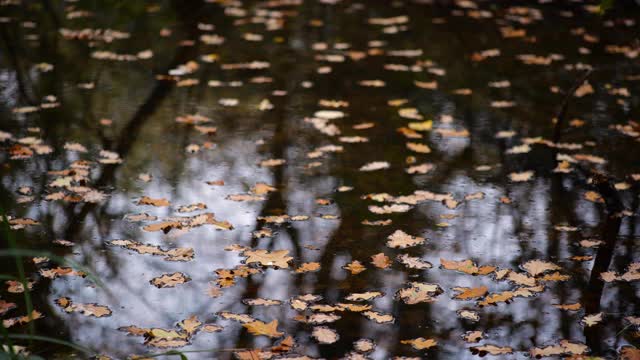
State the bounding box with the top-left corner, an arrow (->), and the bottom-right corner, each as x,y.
582,173 -> 624,354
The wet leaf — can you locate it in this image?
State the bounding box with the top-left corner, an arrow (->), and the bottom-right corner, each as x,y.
396,282 -> 444,304
138,196 -> 170,207
150,272 -> 191,288
462,331 -> 483,343
3,310 -> 43,328
457,309 -> 480,321
522,260 -> 562,277
345,292 -> 384,302
243,249 -> 293,268
54,297 -> 112,318
581,312 -> 603,327
440,258 -> 495,275
386,230 -> 425,249
452,286 -> 488,300
396,254 -> 432,269
470,344 -> 513,356
243,319 -> 284,338
312,326 -> 339,344
370,253 -> 392,269
362,311 -> 394,324
343,260 -> 367,275
401,337 -> 437,350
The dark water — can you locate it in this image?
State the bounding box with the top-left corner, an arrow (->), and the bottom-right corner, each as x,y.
1,0 -> 640,359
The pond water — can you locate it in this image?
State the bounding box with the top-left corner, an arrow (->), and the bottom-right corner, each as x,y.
1,0 -> 640,359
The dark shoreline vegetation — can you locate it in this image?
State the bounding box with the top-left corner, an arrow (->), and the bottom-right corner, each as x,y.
1,0 -> 639,359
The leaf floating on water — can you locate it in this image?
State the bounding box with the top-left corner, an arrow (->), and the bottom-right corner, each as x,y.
408,120 -> 433,131
509,170 -> 534,182
362,310 -> 395,324
177,202 -> 207,213
6,280 -> 35,293
150,272 -> 191,288
369,204 -> 411,214
406,142 -> 431,154
0,300 -> 17,315
440,258 -> 495,275
108,239 -> 194,261
354,338 -> 376,353
401,337 -> 437,350
581,312 -> 603,327
312,326 -> 339,344
54,297 -> 112,318
396,254 -> 432,270
243,298 -> 282,306
462,331 -> 484,343
477,291 -> 515,307
202,324 -> 223,333
295,262 -> 321,273
39,267 -> 86,279
305,313 -> 342,324
260,158 -> 286,167
452,286 -> 488,300
530,340 -> 588,358
137,196 -> 170,207
553,303 -> 582,311
124,213 -> 157,222
2,310 -> 43,328
343,260 -> 367,275
406,163 -> 434,174
396,282 -> 444,304
359,161 -> 390,171
243,249 -> 293,268
217,312 -> 255,324
177,315 -> 202,336
457,309 -> 480,322
251,183 -> 277,195
243,319 -> 284,338
470,344 -> 513,356
507,272 -> 537,287
362,219 -> 393,226
226,194 -> 266,202
386,230 -> 426,249
214,266 -> 262,287
371,253 -> 392,269
143,328 -> 189,348
345,291 -> 384,302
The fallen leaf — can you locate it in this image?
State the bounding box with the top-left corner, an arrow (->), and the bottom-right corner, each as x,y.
401,337 -> 437,350
243,319 -> 284,338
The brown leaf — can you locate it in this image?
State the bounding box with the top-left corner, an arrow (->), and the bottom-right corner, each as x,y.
177,315 -> 202,336
386,230 -> 425,249
462,331 -> 483,343
295,262 -> 321,273
470,344 -> 513,356
401,337 -> 437,350
553,303 -> 582,311
343,260 -> 366,274
243,249 -> 293,268
371,253 -> 392,269
396,282 -> 443,304
522,260 -> 562,277
452,286 -> 488,300
312,326 -> 339,344
138,196 -> 170,207
581,312 -> 603,327
440,258 -> 495,275
150,272 -> 191,288
243,320 -> 284,338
